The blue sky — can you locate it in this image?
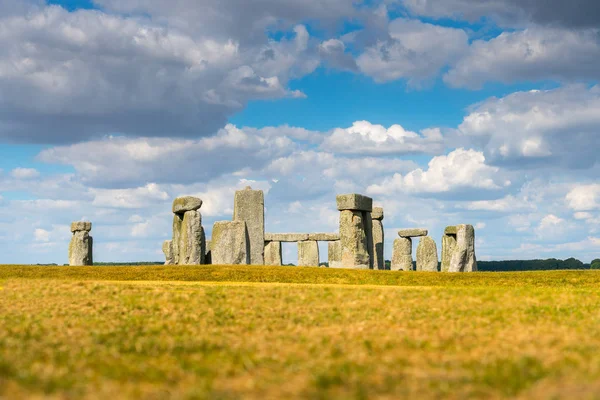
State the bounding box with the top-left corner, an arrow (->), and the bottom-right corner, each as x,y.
1,0 -> 599,264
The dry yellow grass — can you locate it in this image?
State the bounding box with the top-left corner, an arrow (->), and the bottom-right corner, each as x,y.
1,266 -> 600,399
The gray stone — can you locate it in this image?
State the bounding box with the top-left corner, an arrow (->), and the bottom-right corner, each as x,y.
444,225 -> 457,235
70,221 -> 92,232
364,212 -> 374,269
211,221 -> 249,265
391,238 -> 412,271
416,236 -> 438,272
328,240 -> 342,269
306,233 -> 340,241
264,241 -> 283,266
172,196 -> 203,214
441,233 -> 456,272
205,240 -> 212,265
339,210 -> 370,269
178,210 -> 205,265
398,228 -> 428,238
265,233 -> 309,242
233,187 -> 264,265
172,214 -> 183,265
298,240 -> 319,267
163,240 -> 175,265
449,224 -> 477,273
372,218 -> 385,270
69,230 -> 93,266
371,207 -> 384,220
336,194 -> 373,212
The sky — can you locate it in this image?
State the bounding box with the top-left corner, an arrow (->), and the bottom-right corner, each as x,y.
0,0 -> 599,264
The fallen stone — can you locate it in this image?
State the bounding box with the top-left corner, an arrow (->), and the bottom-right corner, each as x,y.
444,225 -> 457,235
162,240 -> 175,265
339,209 -> 370,269
178,210 -> 205,265
398,228 -> 428,238
372,217 -> 385,270
449,224 -> 477,273
298,240 -> 319,267
336,194 -> 373,212
211,221 -> 249,265
69,230 -> 93,266
233,187 -> 264,265
307,233 -> 340,241
264,241 -> 283,266
70,221 -> 92,232
416,236 -> 438,272
172,196 -> 203,214
328,240 -> 342,269
264,233 -> 309,242
371,207 -> 384,221
391,238 -> 412,271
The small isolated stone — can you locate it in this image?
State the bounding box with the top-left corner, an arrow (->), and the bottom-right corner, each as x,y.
398,228 -> 428,238
371,207 -> 384,220
162,240 -> 175,265
336,194 -> 373,212
307,233 -> 340,241
172,196 -> 203,214
416,236 -> 438,272
71,221 -> 92,232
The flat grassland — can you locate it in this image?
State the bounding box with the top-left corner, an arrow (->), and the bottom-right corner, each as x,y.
2,266 -> 600,399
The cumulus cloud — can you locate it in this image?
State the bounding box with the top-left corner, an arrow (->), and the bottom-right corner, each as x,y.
356,18 -> 469,85
456,85 -> 600,168
318,39 -> 358,71
90,183 -> 169,209
367,148 -> 510,196
445,28 -> 600,88
11,168 -> 40,179
463,195 -> 536,213
566,184 -> 600,211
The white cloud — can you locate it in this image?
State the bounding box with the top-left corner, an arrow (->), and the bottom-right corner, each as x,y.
566,184 -> 600,211
464,195 -> 536,212
90,184 -> 169,209
11,168 -> 40,179
34,228 -> 50,242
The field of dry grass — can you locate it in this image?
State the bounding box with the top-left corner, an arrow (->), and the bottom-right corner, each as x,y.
2,265 -> 600,399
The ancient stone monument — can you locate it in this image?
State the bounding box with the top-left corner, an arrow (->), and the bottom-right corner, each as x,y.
234,187 -> 264,265
390,229 -> 427,271
264,240 -> 282,266
335,194 -> 373,269
416,236 -> 438,272
263,233 -> 339,267
442,224 -> 477,272
69,222 -> 93,266
371,207 -> 384,270
298,240 -> 319,267
163,196 -> 205,265
211,221 -> 249,265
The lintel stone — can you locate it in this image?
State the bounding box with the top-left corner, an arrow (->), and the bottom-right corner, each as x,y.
265,233 -> 309,242
172,196 -> 203,214
444,225 -> 458,235
336,194 -> 373,212
307,233 -> 340,241
371,207 -> 384,220
71,221 -> 92,232
398,228 -> 428,238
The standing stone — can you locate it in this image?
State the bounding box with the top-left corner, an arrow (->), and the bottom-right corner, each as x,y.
298,240 -> 319,267
68,222 -> 93,266
233,187 -> 265,265
172,214 -> 183,265
364,212 -> 374,269
163,240 -> 175,265
416,236 -> 438,272
178,210 -> 205,265
264,241 -> 283,266
391,238 -> 412,271
339,210 -> 370,269
449,224 -> 477,272
328,240 -> 342,269
372,207 -> 385,270
205,240 -> 212,265
211,221 -> 250,265
441,232 -> 457,272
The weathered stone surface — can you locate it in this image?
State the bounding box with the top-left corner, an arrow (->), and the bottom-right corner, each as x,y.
336,194 -> 373,212
371,207 -> 384,220
307,233 -> 340,241
163,240 -> 175,265
211,221 -> 249,265
441,234 -> 456,272
233,187 -> 264,265
70,221 -> 92,232
449,224 -> 477,273
172,214 -> 183,265
391,238 -> 412,271
205,240 -> 212,265
372,219 -> 385,270
172,196 -> 203,214
69,230 -> 93,266
398,228 -> 428,238
444,225 -> 457,235
328,240 -> 342,268
178,210 -> 205,265
264,241 -> 282,266
339,210 -> 370,269
298,240 -> 319,267
265,233 -> 309,242
364,212 -> 374,269
416,236 -> 438,272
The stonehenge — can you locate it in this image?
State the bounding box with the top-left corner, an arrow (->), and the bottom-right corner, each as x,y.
298,240 -> 319,267
372,207 -> 385,270
69,222 -> 93,266
391,238 -> 412,271
444,224 -> 477,272
233,187 -> 264,265
163,196 -> 205,265
337,194 -> 373,269
416,236 -> 439,272
211,221 -> 250,265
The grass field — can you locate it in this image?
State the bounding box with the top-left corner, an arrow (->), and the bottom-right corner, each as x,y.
2,265 -> 600,399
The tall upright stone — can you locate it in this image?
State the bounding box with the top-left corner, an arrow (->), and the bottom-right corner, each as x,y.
391,237 -> 412,271
416,236 -> 438,272
162,240 -> 175,265
264,241 -> 283,266
233,187 -> 265,265
69,222 -> 93,266
298,240 -> 319,267
328,240 -> 342,269
441,226 -> 457,272
178,210 -> 205,265
371,207 -> 385,270
211,221 -> 250,265
337,194 -> 372,270
448,224 -> 477,272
